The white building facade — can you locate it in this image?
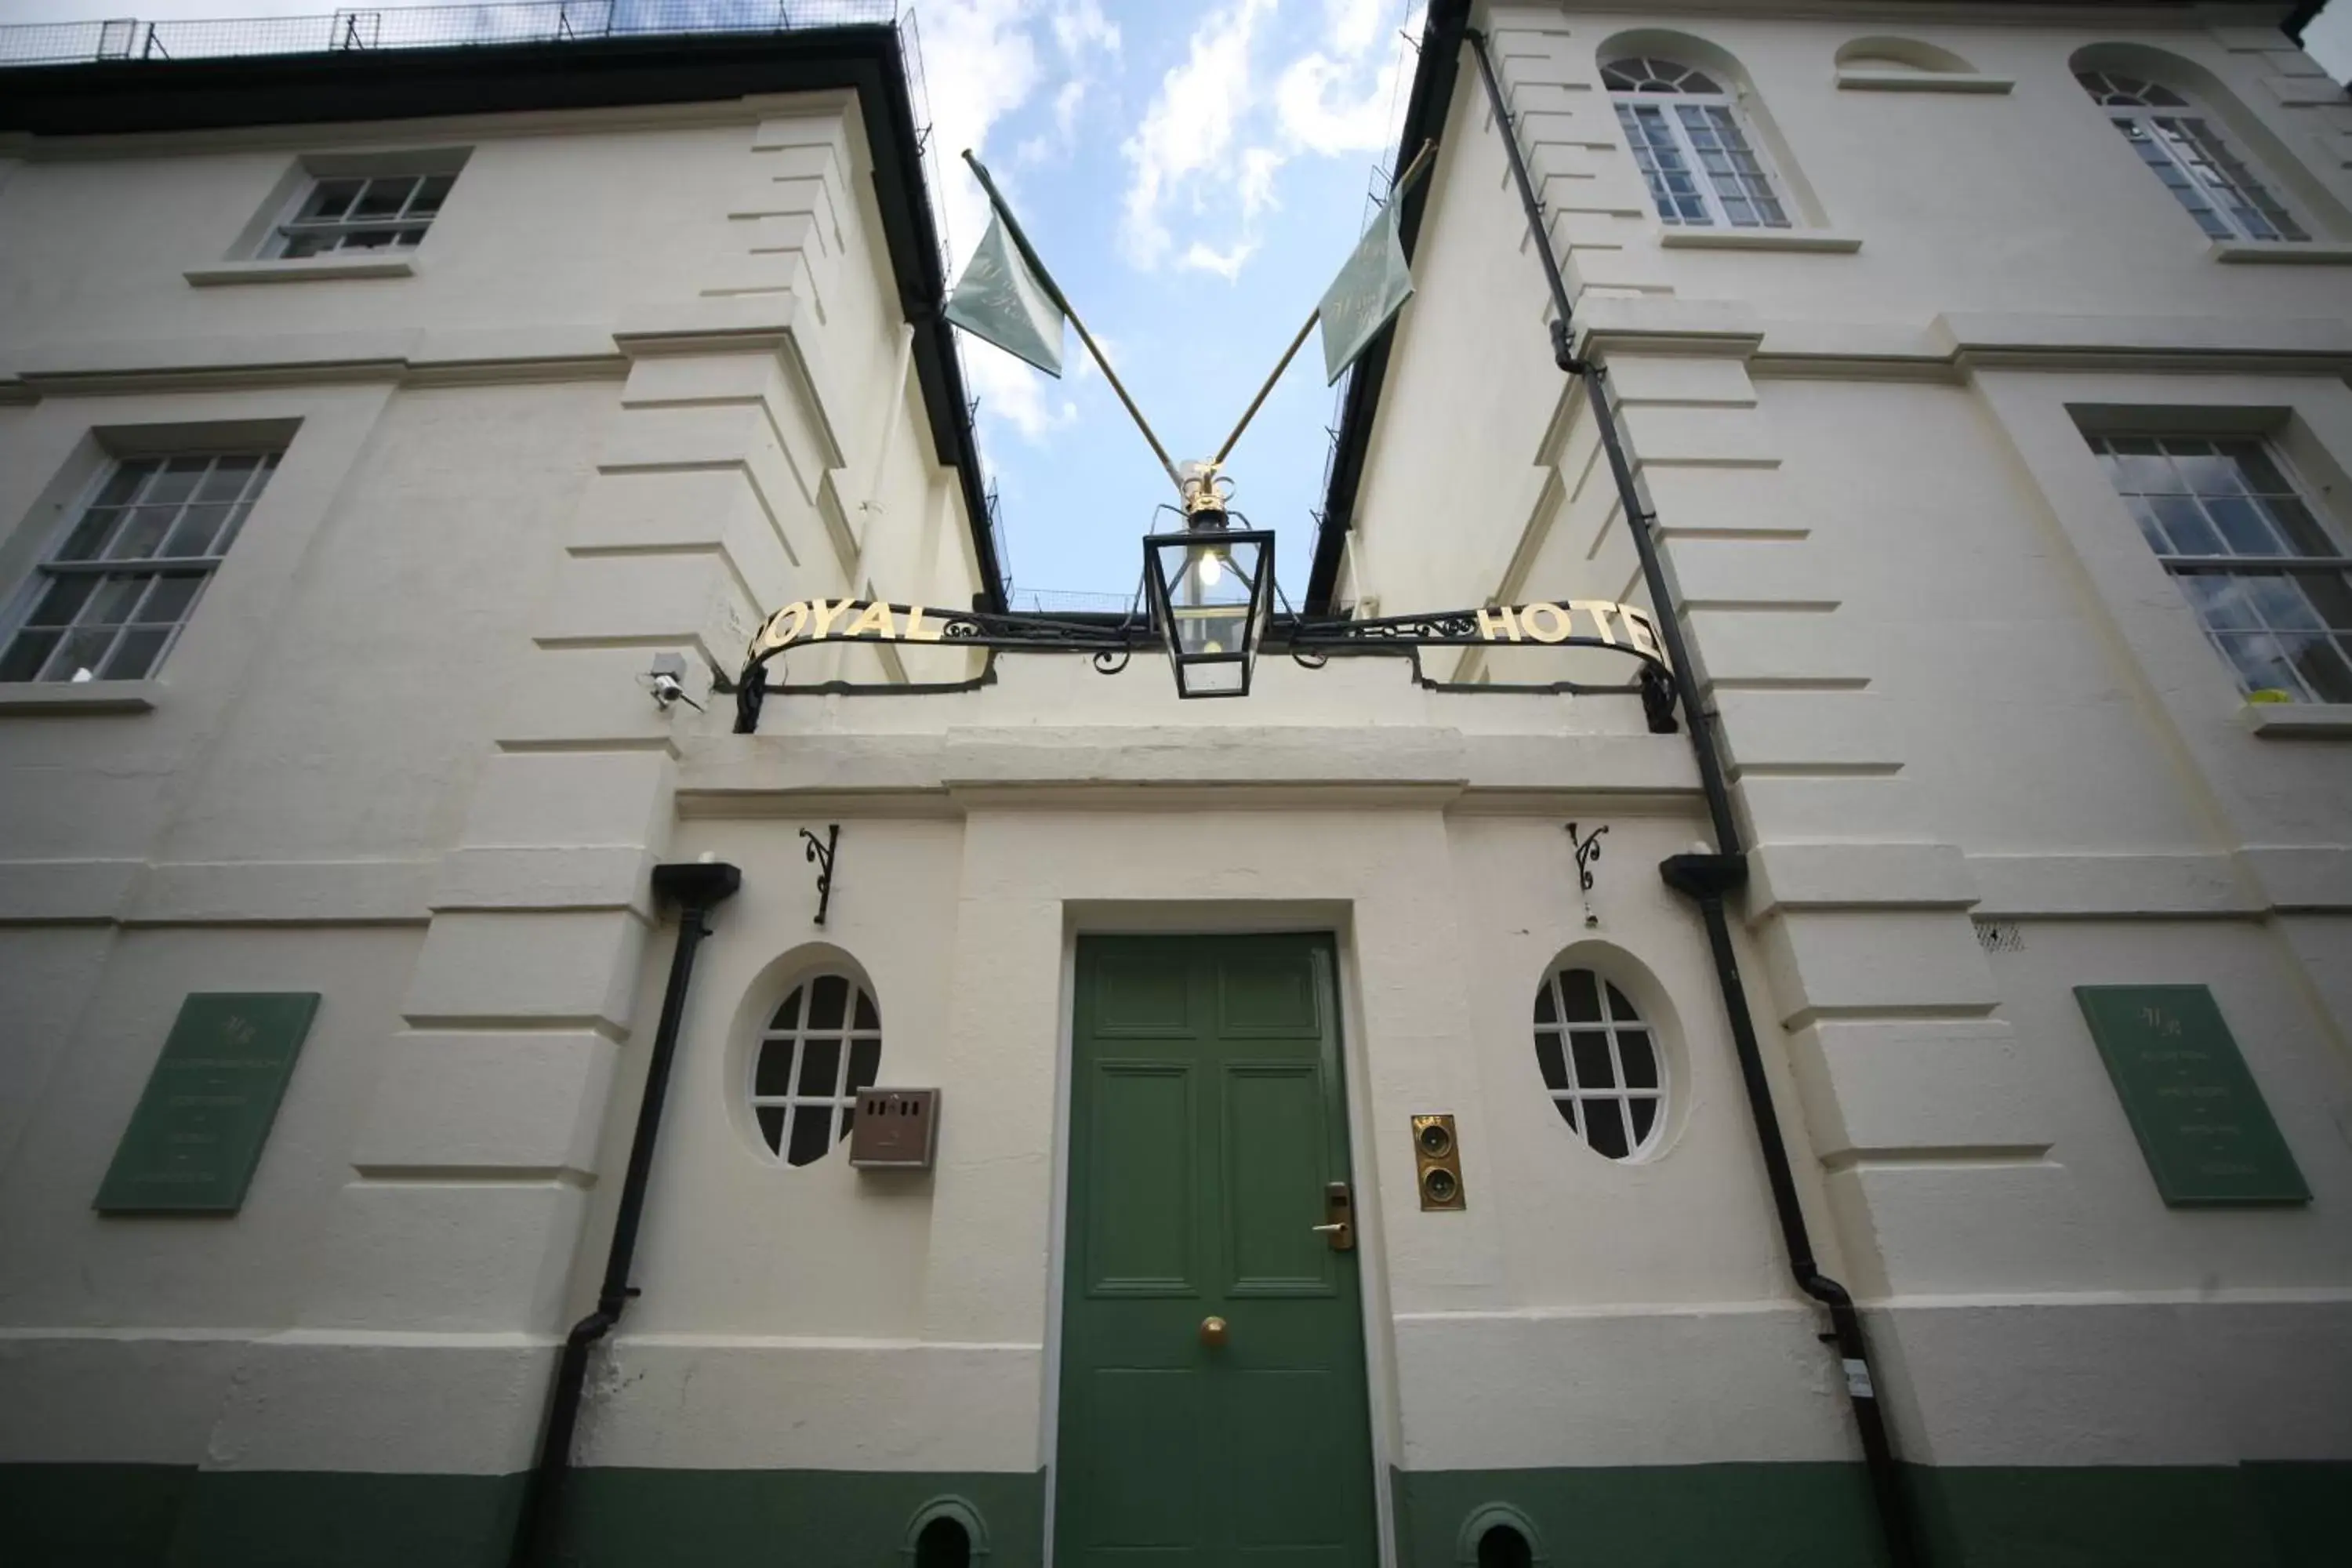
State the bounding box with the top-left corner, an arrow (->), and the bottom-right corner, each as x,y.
0,4 -> 2347,1568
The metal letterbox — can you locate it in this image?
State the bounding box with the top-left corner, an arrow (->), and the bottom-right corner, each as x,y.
848,1087 -> 939,1171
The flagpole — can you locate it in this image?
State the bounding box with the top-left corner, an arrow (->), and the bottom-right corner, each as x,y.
961,151 -> 1184,494
1208,139 -> 1441,468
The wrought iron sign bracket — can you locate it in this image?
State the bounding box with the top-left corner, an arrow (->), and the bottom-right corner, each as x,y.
799,824 -> 840,926
727,597 -> 1682,734
1566,822 -> 1608,927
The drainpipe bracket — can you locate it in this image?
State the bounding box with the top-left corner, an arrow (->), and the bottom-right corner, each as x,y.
651,860 -> 742,912
1659,850 -> 1748,901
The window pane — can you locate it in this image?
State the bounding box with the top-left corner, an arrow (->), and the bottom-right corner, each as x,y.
100,627 -> 169,681
2204,497 -> 2282,556
1584,1100 -> 1629,1159
2245,574 -> 2324,631
1620,1030 -> 1660,1089
1557,969 -> 1601,1022
2299,570 -> 2352,630
2286,631 -> 2352,702
2212,632 -> 2306,699
0,630 -> 60,682
281,231 -> 334,259
1534,1033 -> 1569,1092
302,178 -> 364,220
2151,495 -> 2222,555
808,975 -> 848,1029
2179,573 -> 2261,630
1629,1098 -> 1659,1145
755,1105 -> 786,1154
768,985 -> 805,1031
194,456 -> 259,503
353,176 -> 416,218
1604,982 -> 1639,1021
26,575 -> 96,627
1570,1031 -> 1615,1088
412,174 -> 456,214
339,229 -> 396,251
93,462 -> 154,507
2263,497 -> 2340,558
2170,447 -> 2242,496
786,1104 -> 834,1166
1551,1097 -> 1577,1133
44,624 -> 117,682
796,1039 -> 841,1096
853,989 -> 880,1030
107,507 -> 177,561
1534,985 -> 1557,1025
847,1038 -> 881,1094
56,508 -> 124,561
161,505 -> 234,559
754,1040 -> 795,1097
79,575 -> 145,627
143,459 -> 207,507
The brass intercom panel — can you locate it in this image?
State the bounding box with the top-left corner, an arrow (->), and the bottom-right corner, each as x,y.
848,1088 -> 939,1170
1412,1114 -> 1465,1210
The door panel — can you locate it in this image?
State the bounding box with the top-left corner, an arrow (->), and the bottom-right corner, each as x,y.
1058,935 -> 1377,1568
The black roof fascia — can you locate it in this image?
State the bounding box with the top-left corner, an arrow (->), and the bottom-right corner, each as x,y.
0,28 -> 1005,612
1306,0 -> 2316,614
1306,0 -> 1471,614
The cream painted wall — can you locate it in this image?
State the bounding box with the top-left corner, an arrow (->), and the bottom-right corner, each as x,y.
1339,0 -> 2352,1481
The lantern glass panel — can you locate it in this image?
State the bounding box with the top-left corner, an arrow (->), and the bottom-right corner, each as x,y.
1147,528 -> 1271,699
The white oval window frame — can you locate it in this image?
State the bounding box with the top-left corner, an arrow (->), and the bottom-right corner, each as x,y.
1530,941 -> 1689,1163
726,942 -> 883,1169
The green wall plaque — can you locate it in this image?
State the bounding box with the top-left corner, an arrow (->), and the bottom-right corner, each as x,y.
2074,985 -> 2309,1207
95,993 -> 320,1214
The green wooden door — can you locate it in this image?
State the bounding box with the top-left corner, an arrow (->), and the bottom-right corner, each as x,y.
1056,934 -> 1377,1566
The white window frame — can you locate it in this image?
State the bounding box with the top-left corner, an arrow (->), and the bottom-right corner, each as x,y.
750,971 -> 883,1167
2076,71 -> 2309,244
262,169 -> 457,260
1532,966 -> 1667,1160
0,450 -> 281,685
2089,433 -> 2352,706
1604,56 -> 1792,230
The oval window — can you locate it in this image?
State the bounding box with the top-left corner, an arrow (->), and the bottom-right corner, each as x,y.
752,971 -> 881,1166
1531,966 -> 1664,1160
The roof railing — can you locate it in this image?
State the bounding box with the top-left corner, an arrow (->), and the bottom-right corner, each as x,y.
0,2 -> 898,67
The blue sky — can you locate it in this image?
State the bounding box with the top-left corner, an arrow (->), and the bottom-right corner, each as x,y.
913,0 -> 1425,608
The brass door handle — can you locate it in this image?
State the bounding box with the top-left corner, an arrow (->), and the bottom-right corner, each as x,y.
1200,1316 -> 1229,1347
1312,1221 -> 1353,1250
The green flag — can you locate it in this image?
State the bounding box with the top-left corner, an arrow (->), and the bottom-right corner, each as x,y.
945,211 -> 1065,378
1316,202 -> 1415,384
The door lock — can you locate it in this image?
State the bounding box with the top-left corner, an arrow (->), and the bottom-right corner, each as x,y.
1313,1181 -> 1355,1250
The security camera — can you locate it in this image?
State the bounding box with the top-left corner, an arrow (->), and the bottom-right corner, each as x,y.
644,653 -> 705,713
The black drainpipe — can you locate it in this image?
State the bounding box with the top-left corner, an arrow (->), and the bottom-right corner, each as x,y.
1464,27 -> 1918,1568
510,858 -> 743,1568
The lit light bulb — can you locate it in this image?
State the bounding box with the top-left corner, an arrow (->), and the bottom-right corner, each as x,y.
1196,549 -> 1223,587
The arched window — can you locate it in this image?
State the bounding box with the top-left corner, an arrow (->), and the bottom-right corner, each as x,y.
752,971 -> 881,1166
2076,71 -> 2307,243
1602,56 -> 1790,230
1531,966 -> 1664,1160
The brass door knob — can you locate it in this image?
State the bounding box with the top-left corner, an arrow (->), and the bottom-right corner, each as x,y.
1199,1315 -> 1229,1347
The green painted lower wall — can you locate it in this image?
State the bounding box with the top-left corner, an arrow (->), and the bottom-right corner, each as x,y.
1396,1461 -> 2352,1568
557,1468 -> 1047,1566
5,1459 -> 2343,1566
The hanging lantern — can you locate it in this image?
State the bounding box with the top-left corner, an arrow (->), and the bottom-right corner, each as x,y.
1142,507 -> 1275,699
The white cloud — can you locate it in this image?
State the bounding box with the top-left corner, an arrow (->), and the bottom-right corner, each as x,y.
1120,0 -> 1277,271
1237,147 -> 1283,221
1117,1 -> 1421,281
1051,0 -> 1121,60
1179,240 -> 1259,281
1274,2 -> 1420,157
963,338 -> 1079,445
918,0 -> 1047,266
